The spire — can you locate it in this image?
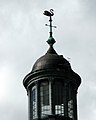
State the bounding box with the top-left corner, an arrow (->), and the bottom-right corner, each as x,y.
43,9 -> 56,46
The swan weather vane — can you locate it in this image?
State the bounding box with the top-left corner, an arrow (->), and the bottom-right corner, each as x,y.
43,9 -> 56,46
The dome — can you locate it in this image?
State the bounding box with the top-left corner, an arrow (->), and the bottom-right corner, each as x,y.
23,45 -> 81,90
32,46 -> 71,72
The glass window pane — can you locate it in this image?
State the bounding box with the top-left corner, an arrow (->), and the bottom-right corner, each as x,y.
53,81 -> 64,116
68,100 -> 73,118
31,86 -> 37,119
40,81 -> 51,118
68,84 -> 74,119
40,82 -> 49,106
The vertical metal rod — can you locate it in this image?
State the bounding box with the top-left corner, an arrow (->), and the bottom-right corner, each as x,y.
49,16 -> 52,37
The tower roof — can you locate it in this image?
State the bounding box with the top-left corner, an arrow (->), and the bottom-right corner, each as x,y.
32,46 -> 71,72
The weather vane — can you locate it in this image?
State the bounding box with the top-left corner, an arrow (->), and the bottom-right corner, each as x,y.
43,9 -> 56,46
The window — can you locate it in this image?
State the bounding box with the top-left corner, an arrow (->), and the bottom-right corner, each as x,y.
31,86 -> 37,119
68,84 -> 74,119
40,82 -> 51,117
68,100 -> 73,118
53,81 -> 64,116
55,104 -> 64,115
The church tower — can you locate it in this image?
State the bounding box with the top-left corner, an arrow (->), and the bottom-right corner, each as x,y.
23,9 -> 81,120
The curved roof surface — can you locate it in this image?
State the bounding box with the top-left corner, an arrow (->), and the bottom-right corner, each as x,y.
32,46 -> 71,72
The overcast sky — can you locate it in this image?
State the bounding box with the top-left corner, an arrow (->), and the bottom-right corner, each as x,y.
0,0 -> 96,120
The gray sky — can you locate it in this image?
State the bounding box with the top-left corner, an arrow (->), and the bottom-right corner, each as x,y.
0,0 -> 96,120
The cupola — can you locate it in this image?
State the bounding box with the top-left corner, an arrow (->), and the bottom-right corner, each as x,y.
23,9 -> 81,120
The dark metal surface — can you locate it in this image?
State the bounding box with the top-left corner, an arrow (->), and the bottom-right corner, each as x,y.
44,9 -> 56,46
43,9 -> 54,16
32,53 -> 70,72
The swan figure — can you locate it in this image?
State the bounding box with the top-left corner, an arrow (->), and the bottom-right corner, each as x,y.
43,9 -> 54,16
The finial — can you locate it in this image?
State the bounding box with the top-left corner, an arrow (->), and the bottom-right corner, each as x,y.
43,9 -> 56,46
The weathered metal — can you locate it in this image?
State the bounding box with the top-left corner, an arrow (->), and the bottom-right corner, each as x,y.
23,9 -> 81,120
